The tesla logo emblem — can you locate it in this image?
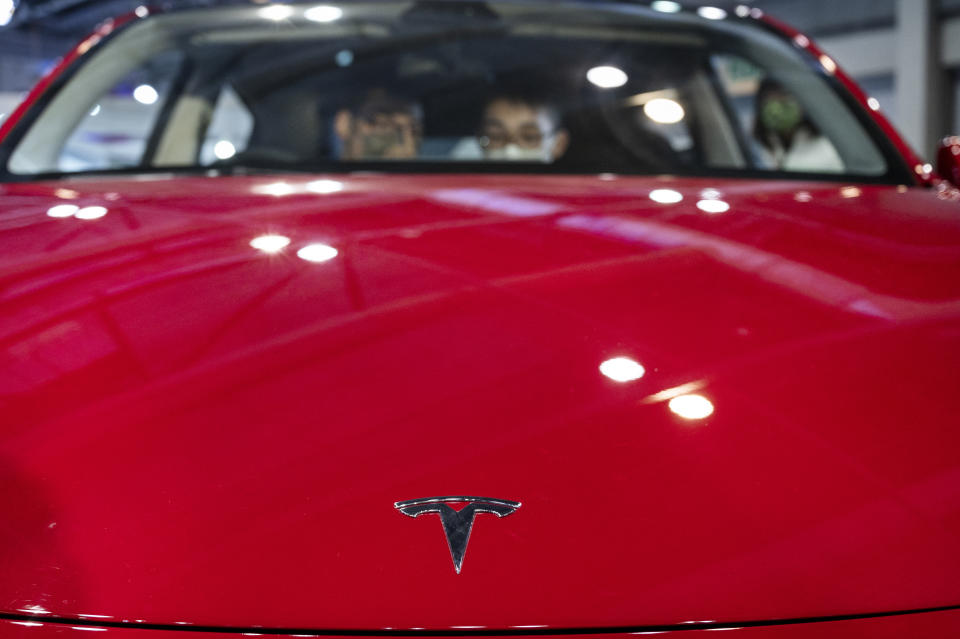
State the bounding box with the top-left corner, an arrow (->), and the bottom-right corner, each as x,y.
395,496 -> 521,573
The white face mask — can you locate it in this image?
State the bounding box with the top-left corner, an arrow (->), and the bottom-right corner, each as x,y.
485,142 -> 551,162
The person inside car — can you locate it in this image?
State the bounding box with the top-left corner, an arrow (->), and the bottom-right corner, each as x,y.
753,78 -> 843,172
334,89 -> 424,160
455,93 -> 569,162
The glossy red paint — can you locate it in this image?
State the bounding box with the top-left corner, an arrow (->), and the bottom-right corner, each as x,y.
3,608 -> 960,638
1,174 -> 959,633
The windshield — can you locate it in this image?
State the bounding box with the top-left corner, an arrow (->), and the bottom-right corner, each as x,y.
0,1 -> 905,181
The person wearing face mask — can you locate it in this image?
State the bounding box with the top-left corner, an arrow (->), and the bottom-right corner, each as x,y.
334,89 -> 423,160
476,94 -> 570,162
753,79 -> 843,173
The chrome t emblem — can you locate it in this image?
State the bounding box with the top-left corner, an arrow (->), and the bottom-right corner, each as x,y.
395,496 -> 521,573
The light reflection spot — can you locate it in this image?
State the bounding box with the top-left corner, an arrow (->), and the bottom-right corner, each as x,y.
304,5 -> 343,22
213,140 -> 236,160
258,4 -> 294,20
586,66 -> 628,89
651,1 -> 682,13
644,98 -> 685,124
75,206 -> 108,220
306,179 -> 344,194
696,199 -> 730,214
697,6 -> 728,20
649,189 -> 683,204
47,204 -> 79,218
250,234 -> 291,254
600,357 -> 646,382
297,243 -> 339,263
669,394 -> 715,420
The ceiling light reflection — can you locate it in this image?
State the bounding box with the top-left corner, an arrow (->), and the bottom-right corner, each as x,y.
297,243 -> 339,263
840,186 -> 862,198
304,4 -> 342,22
669,394 -> 714,419
599,357 -> 646,382
258,4 -> 294,20
587,66 -> 628,89
643,98 -> 685,124
697,6 -> 727,20
0,0 -> 15,27
650,1 -> 681,12
132,84 -> 158,105
47,204 -> 79,218
75,206 -> 108,220
254,181 -> 297,196
214,140 -> 236,160
250,234 -> 291,253
649,189 -> 683,204
306,179 -> 344,194
819,55 -> 837,74
696,199 -> 730,214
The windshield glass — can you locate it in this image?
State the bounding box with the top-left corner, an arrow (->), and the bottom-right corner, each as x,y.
1,1 -> 903,180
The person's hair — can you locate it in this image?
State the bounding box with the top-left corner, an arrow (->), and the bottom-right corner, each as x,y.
482,92 -> 563,131
752,77 -> 820,150
350,88 -> 424,126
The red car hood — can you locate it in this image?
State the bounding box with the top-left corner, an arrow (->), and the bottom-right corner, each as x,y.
1,174 -> 959,631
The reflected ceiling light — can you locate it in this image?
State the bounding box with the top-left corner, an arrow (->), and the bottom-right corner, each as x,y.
89,104 -> 101,116
304,4 -> 342,22
599,357 -> 646,382
669,394 -> 714,419
0,0 -> 14,26
250,234 -> 291,253
734,4 -> 751,17
794,191 -> 812,202
792,34 -> 810,48
650,1 -> 681,12
587,66 -> 628,89
258,4 -> 294,20
819,55 -> 837,74
867,97 -> 880,111
254,181 -> 297,196
306,179 -> 344,194
697,6 -> 727,20
213,140 -> 236,160
132,84 -> 158,105
47,204 -> 79,218
75,206 -> 108,220
297,243 -> 338,263
649,188 -> 683,204
644,98 -> 685,124
134,5 -> 148,18
696,199 -> 730,214
840,186 -> 861,198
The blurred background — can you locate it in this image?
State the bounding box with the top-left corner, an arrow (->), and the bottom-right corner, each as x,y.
0,0 -> 958,160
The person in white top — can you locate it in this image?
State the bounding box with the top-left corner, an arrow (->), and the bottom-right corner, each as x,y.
753,79 -> 844,173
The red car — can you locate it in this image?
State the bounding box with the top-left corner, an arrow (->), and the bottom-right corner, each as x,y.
1,1 -> 959,638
